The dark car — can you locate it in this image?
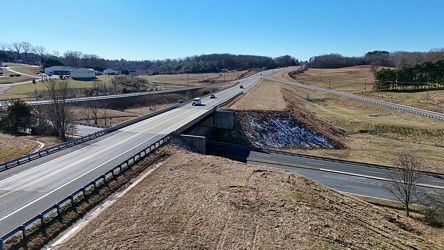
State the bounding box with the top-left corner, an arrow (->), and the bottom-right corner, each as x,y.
209,94 -> 216,98
240,85 -> 244,89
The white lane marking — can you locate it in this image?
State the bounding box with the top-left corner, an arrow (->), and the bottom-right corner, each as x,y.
0,130 -> 125,184
305,161 -> 324,166
428,179 -> 444,184
0,131 -> 160,223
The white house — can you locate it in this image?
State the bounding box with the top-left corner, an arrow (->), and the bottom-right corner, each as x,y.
103,68 -> 121,75
129,70 -> 137,77
44,66 -> 75,75
71,68 -> 96,80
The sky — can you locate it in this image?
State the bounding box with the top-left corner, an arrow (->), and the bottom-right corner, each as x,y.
2,0 -> 444,61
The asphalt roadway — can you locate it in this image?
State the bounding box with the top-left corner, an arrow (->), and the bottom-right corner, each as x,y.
206,141 -> 444,201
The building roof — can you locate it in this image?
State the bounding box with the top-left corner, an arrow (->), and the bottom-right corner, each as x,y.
71,68 -> 95,73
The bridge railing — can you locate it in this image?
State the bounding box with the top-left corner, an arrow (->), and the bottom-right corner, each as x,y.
0,133 -> 173,250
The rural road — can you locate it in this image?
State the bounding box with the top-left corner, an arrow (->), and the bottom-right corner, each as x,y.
0,66 -> 42,95
0,71 -> 266,238
267,77 -> 444,121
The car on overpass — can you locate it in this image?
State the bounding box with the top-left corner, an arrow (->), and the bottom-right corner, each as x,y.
192,97 -> 202,106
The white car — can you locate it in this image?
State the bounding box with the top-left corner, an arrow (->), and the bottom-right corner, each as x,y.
192,97 -> 202,106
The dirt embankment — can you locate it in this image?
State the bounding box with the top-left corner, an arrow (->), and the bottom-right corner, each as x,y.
53,146 -> 442,249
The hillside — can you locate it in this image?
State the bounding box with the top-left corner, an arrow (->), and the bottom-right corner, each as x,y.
52,146 -> 441,249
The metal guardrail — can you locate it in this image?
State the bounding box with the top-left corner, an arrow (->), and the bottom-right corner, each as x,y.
268,77 -> 444,122
25,81 -> 231,106
0,133 -> 173,250
0,129 -> 109,172
0,101 -> 186,173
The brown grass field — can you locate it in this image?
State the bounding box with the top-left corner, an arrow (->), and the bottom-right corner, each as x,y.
289,65 -> 444,113
267,66 -> 444,172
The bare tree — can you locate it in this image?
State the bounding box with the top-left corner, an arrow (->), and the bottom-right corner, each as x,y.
386,150 -> 423,217
0,42 -> 8,51
84,103 -> 100,125
21,42 -> 33,62
31,105 -> 52,135
21,42 -> 33,54
101,101 -> 109,126
33,45 -> 47,62
11,42 -> 24,59
64,50 -> 83,67
46,79 -> 75,140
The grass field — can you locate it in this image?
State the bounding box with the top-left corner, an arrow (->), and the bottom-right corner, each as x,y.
290,85 -> 444,172
269,66 -> 444,172
0,63 -> 39,84
139,70 -> 247,89
3,75 -> 117,101
0,133 -> 60,163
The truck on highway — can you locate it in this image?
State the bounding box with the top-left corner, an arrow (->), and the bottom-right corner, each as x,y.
192,97 -> 202,106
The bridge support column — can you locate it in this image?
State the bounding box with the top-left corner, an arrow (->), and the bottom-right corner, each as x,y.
180,135 -> 206,154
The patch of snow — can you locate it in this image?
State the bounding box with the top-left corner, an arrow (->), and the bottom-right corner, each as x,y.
238,112 -> 336,149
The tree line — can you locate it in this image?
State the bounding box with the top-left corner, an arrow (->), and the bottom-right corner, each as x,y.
373,60 -> 444,91
308,49 -> 444,69
0,41 -> 299,74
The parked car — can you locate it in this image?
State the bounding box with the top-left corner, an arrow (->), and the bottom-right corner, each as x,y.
240,85 -> 244,89
209,94 -> 216,98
